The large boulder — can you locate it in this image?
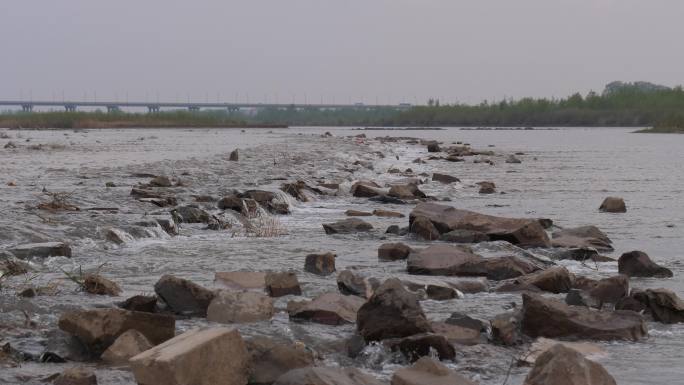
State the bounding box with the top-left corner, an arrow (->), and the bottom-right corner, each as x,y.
629,289 -> 684,324
480,255 -> 541,280
618,250 -> 673,278
410,216 -> 440,240
304,252 -> 336,275
246,336 -> 315,385
58,308 -> 175,355
289,292 -> 365,325
154,275 -> 216,316
378,242 -> 412,261
385,334 -> 456,362
337,269 -> 380,299
207,291 -> 275,324
551,226 -> 613,251
101,329 -> 153,365
432,173 -> 460,184
130,327 -> 249,385
496,266 -> 574,294
521,293 -> 648,341
351,181 -> 383,198
391,357 -> 476,385
407,245 -> 485,276
523,344 -> 617,385
274,367 -> 385,385
322,218 -> 373,234
409,203 -> 550,248
357,278 -> 432,341
599,197 -> 626,213
117,295 -> 158,313
8,242 -> 72,259
265,271 -> 302,297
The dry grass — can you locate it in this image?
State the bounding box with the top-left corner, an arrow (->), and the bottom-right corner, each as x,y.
36,191 -> 80,211
237,201 -> 287,237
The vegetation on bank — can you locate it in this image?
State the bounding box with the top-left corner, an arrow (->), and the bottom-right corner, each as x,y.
635,115 -> 684,133
0,110 -> 283,129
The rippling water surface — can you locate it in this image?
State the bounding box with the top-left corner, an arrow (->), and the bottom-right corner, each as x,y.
0,126 -> 682,385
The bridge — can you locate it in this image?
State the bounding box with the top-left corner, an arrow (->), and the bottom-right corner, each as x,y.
0,100 -> 413,113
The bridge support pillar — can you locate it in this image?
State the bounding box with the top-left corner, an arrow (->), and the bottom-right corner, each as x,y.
147,105 -> 160,113
188,106 -> 200,112
227,106 -> 239,112
21,104 -> 33,112
64,105 -> 76,112
106,106 -> 121,113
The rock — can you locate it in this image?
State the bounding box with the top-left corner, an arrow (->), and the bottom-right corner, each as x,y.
445,312 -> 487,332
53,367 -> 97,385
477,181 -> 496,194
523,344 -> 617,385
346,209 -> 373,217
497,266 -> 574,294
351,181 -> 383,198
369,195 -> 406,205
101,329 -> 153,365
378,242 -> 412,261
58,308 -> 175,355
491,310 -> 522,346
630,289 -> 684,324
552,247 -> 614,262
215,271 -> 267,291
246,336 -> 314,385
229,149 -> 239,161
357,278 -> 432,341
388,184 -> 426,200
439,230 -> 489,243
174,206 -> 211,223
218,195 -> 249,213
207,291 -> 274,324
480,255 -> 541,280
289,292 -> 365,325
8,242 -> 72,259
154,275 -> 215,316
373,209 -> 405,218
426,142 -> 441,152
322,218 -> 373,234
156,218 -> 179,236
448,279 -> 489,294
585,275 -> 630,308
599,196 -> 626,213
386,334 -> 456,362
410,216 -> 440,240
337,270 -> 380,298
82,274 -> 122,296
565,289 -> 600,308
0,253 -> 30,276
391,357 -> 476,385
407,245 -> 485,276
426,285 -> 457,300
537,218 -> 553,229
274,367 -> 385,385
117,295 -> 158,313
551,226 -> 613,251
521,293 -> 648,341
238,190 -> 289,214
281,181 -> 323,202
618,250 -> 673,278
304,252 -> 336,275
505,154 -> 522,164
149,175 -> 173,187
130,327 -> 249,385
410,203 -> 550,248
521,337 -> 606,366
265,271 -> 302,297
432,173 -> 460,184
430,322 -> 481,346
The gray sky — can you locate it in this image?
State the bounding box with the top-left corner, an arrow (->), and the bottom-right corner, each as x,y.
1,0 -> 683,104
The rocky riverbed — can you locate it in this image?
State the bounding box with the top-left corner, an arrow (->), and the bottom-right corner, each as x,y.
1,127 -> 683,385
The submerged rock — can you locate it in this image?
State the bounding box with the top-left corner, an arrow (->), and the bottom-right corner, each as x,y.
229,149 -> 239,161
274,367 -> 385,385
346,209 -> 373,217
304,252 -> 336,275
599,196 -> 626,213
8,242 -> 72,259
130,327 -> 249,385
391,357 -> 476,385
432,173 -> 460,184
409,203 -> 550,248
618,250 -> 673,278
289,292 -> 365,325
357,278 -> 432,341
521,293 -> 648,341
58,308 -> 175,355
523,344 -> 617,385
551,226 -> 613,251
154,275 -> 216,316
322,218 -> 373,234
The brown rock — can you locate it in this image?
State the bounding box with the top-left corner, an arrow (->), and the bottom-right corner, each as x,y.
386,333 -> 456,362
101,329 -> 153,365
491,310 -> 522,346
551,226 -> 613,251
8,242 -> 72,259
618,250 -> 673,278
521,337 -> 606,366
599,196 -> 626,213
82,274 -> 121,296
430,322 -> 481,346
215,271 -> 267,291
631,289 -> 684,324
426,285 -> 457,300
229,149 -> 239,161
289,292 -> 365,325
432,173 -> 460,184
54,367 -> 97,385
117,295 -> 158,313
154,275 -> 215,316
351,181 -> 383,198
357,278 -> 432,341
337,270 -> 379,298
388,184 -> 426,200
497,266 -> 574,294
322,218 -> 373,234
304,252 -> 336,275
477,181 -> 496,194
149,176 -> 173,187
391,357 -> 476,385
521,293 -> 648,341
410,216 -> 440,240
58,308 -> 175,355
265,271 -> 302,297
407,244 -> 485,276
207,291 -> 275,324
130,327 -> 249,385
345,210 -> 373,217
378,242 -> 412,261
274,367 -> 386,385
480,255 -> 541,281
373,209 -> 405,218
523,344 -> 617,385
246,336 -> 314,385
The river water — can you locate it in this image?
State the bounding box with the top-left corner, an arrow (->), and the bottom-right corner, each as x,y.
0,126 -> 682,384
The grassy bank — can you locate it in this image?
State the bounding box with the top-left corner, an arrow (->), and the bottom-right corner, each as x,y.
634,115 -> 684,133
0,111 -> 286,129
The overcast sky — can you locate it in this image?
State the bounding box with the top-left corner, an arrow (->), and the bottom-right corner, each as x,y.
1,0 -> 683,105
